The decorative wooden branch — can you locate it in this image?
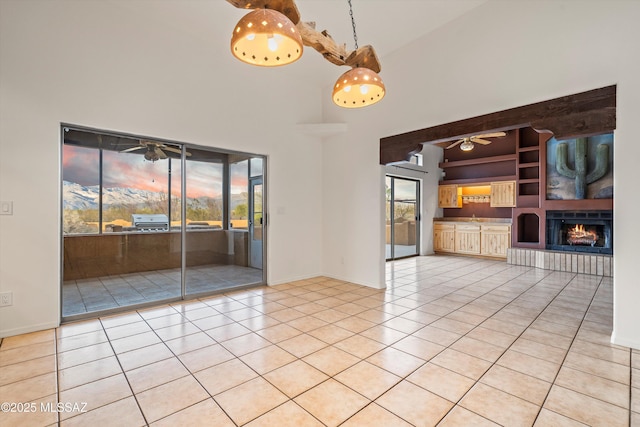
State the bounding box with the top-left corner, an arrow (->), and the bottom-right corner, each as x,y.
226,0 -> 382,73
226,0 -> 300,24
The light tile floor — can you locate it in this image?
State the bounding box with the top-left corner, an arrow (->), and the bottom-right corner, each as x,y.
2,255 -> 638,426
63,265 -> 263,316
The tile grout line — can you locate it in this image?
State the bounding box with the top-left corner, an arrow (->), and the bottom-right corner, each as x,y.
530,274 -> 608,425
97,317 -> 151,427
7,259 -> 629,426
54,328 -> 60,427
131,304 -> 236,426
425,268 -> 577,424
325,264 -> 558,425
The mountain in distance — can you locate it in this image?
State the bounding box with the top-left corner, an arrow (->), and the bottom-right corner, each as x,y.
63,181 -> 245,210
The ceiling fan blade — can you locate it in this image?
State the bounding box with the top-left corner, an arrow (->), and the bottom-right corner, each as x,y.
472,138 -> 493,145
445,139 -> 464,149
120,146 -> 145,153
162,146 -> 181,154
160,145 -> 193,157
476,132 -> 506,139
155,147 -> 168,159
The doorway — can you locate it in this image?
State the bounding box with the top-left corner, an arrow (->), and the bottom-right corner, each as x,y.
386,176 -> 420,260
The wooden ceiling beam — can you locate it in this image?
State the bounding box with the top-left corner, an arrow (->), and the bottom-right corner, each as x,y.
379,85 -> 616,165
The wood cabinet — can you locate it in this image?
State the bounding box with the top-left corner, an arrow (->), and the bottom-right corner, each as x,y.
433,223 -> 455,252
438,185 -> 461,208
490,181 -> 516,207
434,221 -> 511,258
455,224 -> 481,255
480,224 -> 511,258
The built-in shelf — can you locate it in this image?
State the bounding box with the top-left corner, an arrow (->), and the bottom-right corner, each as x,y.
439,154 -> 516,169
441,175 -> 517,185
518,178 -> 540,184
518,162 -> 539,168
516,128 -> 542,223
518,146 -> 540,152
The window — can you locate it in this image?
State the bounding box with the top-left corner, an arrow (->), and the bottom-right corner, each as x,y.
63,130 -> 181,234
186,153 -> 224,229
63,144 -> 100,234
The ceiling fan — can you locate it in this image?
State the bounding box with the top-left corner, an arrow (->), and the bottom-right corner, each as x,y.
120,140 -> 190,162
445,132 -> 507,151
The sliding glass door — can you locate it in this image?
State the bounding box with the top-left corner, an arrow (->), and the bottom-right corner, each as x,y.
386,176 -> 420,260
62,126 -> 266,320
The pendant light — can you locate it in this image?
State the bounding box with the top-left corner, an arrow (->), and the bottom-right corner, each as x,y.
231,8 -> 303,67
332,0 -> 385,108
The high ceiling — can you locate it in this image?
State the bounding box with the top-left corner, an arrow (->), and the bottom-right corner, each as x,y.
119,0 -> 487,86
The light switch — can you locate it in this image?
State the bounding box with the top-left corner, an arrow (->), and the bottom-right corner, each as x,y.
0,201 -> 13,215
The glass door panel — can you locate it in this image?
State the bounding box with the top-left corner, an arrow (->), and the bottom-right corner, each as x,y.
385,176 -> 393,259
62,129 -> 183,318
184,148 -> 226,295
386,176 -> 420,260
249,179 -> 263,269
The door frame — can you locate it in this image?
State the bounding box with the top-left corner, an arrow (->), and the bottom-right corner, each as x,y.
248,177 -> 264,269
386,175 -> 421,261
60,124 -> 268,322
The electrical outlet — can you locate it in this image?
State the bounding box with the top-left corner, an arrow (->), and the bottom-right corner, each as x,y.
0,291 -> 12,307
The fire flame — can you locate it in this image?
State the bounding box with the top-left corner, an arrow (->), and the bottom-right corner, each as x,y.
567,224 -> 598,245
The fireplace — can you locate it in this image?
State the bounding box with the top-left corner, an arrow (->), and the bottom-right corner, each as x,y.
546,211 -> 612,254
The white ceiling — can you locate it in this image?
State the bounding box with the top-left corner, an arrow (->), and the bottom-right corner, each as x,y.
119,0 -> 487,86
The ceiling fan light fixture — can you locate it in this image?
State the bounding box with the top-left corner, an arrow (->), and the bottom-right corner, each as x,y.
460,140 -> 475,151
230,8 -> 303,67
144,149 -> 160,162
332,67 -> 385,108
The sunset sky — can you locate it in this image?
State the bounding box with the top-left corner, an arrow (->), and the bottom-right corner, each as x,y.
63,145 -> 249,198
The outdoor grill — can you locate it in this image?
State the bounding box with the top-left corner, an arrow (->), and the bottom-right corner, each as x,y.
131,214 -> 169,231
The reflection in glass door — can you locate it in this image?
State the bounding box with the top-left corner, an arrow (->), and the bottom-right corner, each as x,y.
386,176 -> 420,260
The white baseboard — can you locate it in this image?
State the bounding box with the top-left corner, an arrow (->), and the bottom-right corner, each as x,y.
0,321 -> 60,339
610,329 -> 640,351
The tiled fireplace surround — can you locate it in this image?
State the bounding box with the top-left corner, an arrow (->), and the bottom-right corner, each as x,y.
507,248 -> 613,277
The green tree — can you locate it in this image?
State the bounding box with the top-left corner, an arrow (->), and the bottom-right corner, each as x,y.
233,203 -> 248,219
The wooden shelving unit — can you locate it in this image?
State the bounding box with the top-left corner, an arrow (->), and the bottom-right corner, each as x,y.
516,128 -> 541,208
511,127 -> 548,249
439,154 -> 517,169
439,175 -> 517,186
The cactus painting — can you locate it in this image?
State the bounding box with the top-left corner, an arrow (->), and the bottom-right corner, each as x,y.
546,134 -> 613,200
556,138 -> 609,199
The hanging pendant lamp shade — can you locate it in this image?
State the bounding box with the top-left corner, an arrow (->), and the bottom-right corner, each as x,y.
231,8 -> 303,67
332,67 -> 385,108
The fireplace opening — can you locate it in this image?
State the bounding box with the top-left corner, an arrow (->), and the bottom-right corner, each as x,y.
546,211 -> 612,254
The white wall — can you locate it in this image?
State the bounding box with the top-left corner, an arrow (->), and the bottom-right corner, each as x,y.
321,0 -> 640,348
0,1 -> 324,337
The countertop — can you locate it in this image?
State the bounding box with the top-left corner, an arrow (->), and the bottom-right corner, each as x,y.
433,217 -> 512,224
